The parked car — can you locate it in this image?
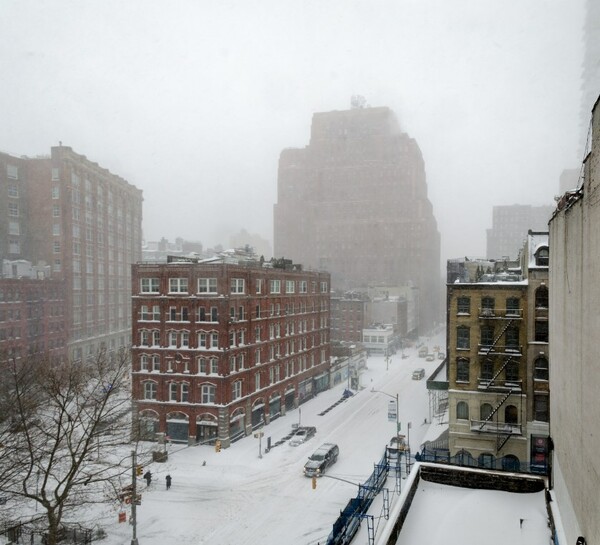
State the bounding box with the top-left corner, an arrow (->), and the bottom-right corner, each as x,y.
412,368 -> 425,380
425,354 -> 435,362
289,426 -> 317,446
438,352 -> 445,360
303,443 -> 339,477
387,434 -> 408,460
418,346 -> 428,358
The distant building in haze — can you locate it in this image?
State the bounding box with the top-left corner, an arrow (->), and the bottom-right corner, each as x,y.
486,204 -> 553,260
273,105 -> 440,333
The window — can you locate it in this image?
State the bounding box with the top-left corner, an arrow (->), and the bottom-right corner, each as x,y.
201,384 -> 216,403
481,297 -> 495,316
285,280 -> 295,294
481,358 -> 494,380
456,358 -> 470,382
7,184 -> 18,198
169,383 -> 178,401
456,401 -> 469,420
299,280 -> 307,293
535,247 -> 549,267
198,357 -> 207,374
144,381 -> 157,400
6,164 -> 18,179
141,278 -> 160,293
270,279 -> 281,294
534,395 -> 549,422
8,202 -> 19,217
505,360 -> 519,382
478,453 -> 495,469
534,356 -> 549,381
505,327 -> 519,349
210,332 -> 219,348
8,221 -> 19,235
181,383 -> 188,402
140,355 -> 149,371
457,296 -> 470,314
506,297 -> 520,316
230,278 -> 245,294
320,281 -> 328,293
210,307 -> 218,321
198,307 -> 207,322
480,325 -> 494,347
169,278 -> 188,293
256,279 -> 263,294
480,403 -> 493,421
504,405 -> 518,424
255,373 -> 261,391
52,186 -> 60,199
53,204 -> 60,217
535,320 -> 549,342
210,358 -> 219,374
198,277 -> 217,294
198,332 -> 207,348
535,286 -> 549,309
456,326 -> 470,349
232,380 -> 242,400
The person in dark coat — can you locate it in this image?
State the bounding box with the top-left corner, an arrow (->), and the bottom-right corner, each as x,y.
143,471 -> 152,487
165,474 -> 172,490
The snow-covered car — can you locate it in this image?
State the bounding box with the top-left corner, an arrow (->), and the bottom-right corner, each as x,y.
387,435 -> 408,460
289,426 -> 317,446
425,354 -> 435,362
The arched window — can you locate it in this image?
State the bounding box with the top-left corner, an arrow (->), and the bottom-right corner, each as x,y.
535,286 -> 549,309
478,453 -> 495,469
457,358 -> 470,382
455,449 -> 475,466
504,404 -> 518,424
535,246 -> 549,266
456,401 -> 469,420
143,381 -> 157,400
501,454 -> 520,471
480,403 -> 493,421
534,357 -> 549,380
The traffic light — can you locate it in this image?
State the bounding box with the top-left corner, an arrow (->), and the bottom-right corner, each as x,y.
136,465 -> 143,476
215,440 -> 221,453
311,476 -> 317,490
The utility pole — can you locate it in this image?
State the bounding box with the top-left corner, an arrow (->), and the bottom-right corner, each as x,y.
131,450 -> 139,545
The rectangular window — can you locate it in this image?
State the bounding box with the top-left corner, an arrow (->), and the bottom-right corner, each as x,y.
457,327 -> 470,349
210,358 -> 219,374
169,278 -> 188,293
7,184 -> 18,198
7,164 -> 18,179
299,280 -> 307,293
198,332 -> 207,348
256,279 -> 263,294
52,186 -> 60,199
198,277 -> 217,294
255,373 -> 261,391
141,278 -> 160,293
270,279 -> 281,294
8,221 -> 19,235
210,332 -> 219,348
285,280 -> 295,294
201,384 -> 215,404
232,381 -> 242,400
534,395 -> 549,422
8,202 -> 19,217
230,278 -> 245,294
457,296 -> 470,314
320,281 -> 328,293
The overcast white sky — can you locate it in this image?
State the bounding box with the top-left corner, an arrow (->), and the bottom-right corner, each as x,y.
0,0 -> 585,263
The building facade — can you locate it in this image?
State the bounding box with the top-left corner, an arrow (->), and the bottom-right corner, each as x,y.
0,146 -> 143,360
131,258 -> 330,447
486,204 -> 553,260
548,95 -> 600,545
446,240 -> 550,472
330,294 -> 370,343
273,105 -> 440,332
0,265 -> 67,363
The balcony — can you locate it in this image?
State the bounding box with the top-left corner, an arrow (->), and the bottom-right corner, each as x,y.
478,308 -> 523,319
470,420 -> 522,435
477,378 -> 522,392
477,344 -> 523,356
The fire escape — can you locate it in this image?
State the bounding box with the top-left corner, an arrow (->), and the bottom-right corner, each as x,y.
475,304 -> 523,453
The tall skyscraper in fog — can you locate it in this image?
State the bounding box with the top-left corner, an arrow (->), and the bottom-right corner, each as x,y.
273,105 -> 440,330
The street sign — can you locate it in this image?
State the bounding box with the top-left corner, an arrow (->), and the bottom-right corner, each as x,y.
387,400 -> 397,422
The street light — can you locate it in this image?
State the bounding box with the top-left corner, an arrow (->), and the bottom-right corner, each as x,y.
371,387 -> 400,459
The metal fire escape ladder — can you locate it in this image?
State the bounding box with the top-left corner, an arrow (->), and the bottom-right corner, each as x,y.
483,355 -> 515,391
482,318 -> 514,359
496,431 -> 512,452
478,388 -> 514,431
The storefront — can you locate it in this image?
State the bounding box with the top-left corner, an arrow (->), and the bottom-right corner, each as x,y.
166,412 -> 189,443
230,408 -> 245,442
284,388 -> 296,411
251,400 -> 265,429
313,372 -> 330,394
196,414 -> 218,444
269,393 -> 282,421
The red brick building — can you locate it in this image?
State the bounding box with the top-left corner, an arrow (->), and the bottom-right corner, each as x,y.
131,258 -> 331,447
0,274 -> 67,363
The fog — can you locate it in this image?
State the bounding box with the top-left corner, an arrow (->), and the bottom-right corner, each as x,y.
0,0 -> 585,263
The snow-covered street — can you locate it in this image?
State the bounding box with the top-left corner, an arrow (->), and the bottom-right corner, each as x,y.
84,335 -> 444,545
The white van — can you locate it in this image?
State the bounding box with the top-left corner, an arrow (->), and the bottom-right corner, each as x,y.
412,368 -> 425,380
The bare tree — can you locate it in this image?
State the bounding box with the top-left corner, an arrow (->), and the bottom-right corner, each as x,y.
0,348 -> 134,545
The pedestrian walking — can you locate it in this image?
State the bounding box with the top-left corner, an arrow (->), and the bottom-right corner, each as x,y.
165,474 -> 172,490
143,471 -> 152,487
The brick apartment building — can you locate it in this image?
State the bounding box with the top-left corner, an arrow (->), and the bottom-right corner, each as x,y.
131,257 -> 330,447
445,233 -> 550,471
0,271 -> 67,363
0,146 -> 143,360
